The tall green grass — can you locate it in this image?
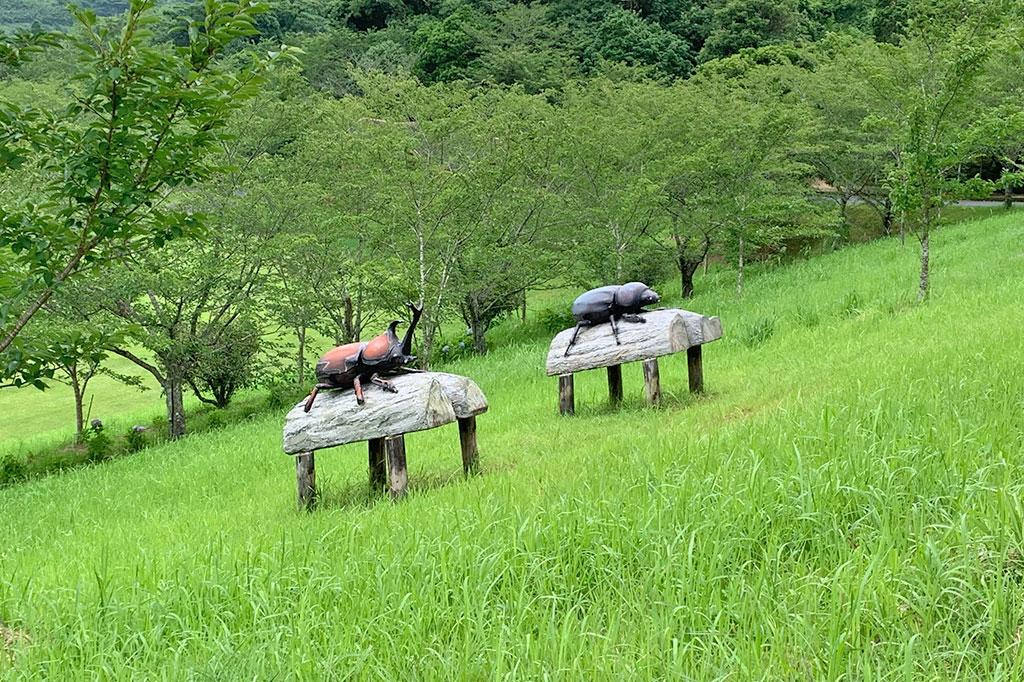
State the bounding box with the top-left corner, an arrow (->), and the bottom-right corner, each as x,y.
1,213 -> 1023,678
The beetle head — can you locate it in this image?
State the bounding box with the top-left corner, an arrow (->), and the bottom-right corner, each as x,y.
618,281 -> 660,308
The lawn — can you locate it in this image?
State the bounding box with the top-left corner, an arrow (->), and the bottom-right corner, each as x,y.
1,212 -> 1023,678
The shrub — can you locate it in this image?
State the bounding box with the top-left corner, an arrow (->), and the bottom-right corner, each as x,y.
85,421 -> 113,463
538,307 -> 575,334
265,382 -> 309,411
0,455 -> 28,487
189,321 -> 261,409
125,426 -> 148,454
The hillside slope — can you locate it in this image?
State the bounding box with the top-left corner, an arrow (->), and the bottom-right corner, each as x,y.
2,213 -> 1023,678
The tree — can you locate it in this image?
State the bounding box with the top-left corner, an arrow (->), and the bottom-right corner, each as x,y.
449,88 -> 568,352
859,0 -> 1004,301
0,0 -> 288,387
793,38 -> 895,237
690,72 -> 830,295
559,79 -> 667,287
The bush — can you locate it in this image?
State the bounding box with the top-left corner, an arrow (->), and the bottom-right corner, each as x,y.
739,316 -> 776,348
85,421 -> 113,463
265,382 -> 309,411
0,454 -> 28,487
189,321 -> 261,409
125,426 -> 148,454
538,307 -> 575,334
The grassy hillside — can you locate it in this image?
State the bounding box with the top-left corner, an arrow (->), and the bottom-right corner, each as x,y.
2,212 -> 1023,678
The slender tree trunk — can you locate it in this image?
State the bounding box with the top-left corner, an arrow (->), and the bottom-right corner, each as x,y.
882,197 -> 894,237
164,376 -> 186,440
917,229 -> 930,303
71,367 -> 85,444
343,295 -> 355,343
736,236 -> 745,297
296,325 -> 306,385
520,290 -> 527,323
466,295 -> 487,355
678,257 -> 699,299
1004,186 -> 1014,210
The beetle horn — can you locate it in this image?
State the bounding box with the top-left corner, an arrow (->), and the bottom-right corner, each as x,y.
401,303 -> 423,356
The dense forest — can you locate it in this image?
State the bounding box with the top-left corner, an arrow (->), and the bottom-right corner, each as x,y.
2,0 -> 1022,441
5,0 -> 911,85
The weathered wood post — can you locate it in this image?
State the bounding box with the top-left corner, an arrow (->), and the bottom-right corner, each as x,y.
642,359 -> 661,405
387,435 -> 408,500
558,374 -> 575,415
687,345 -> 704,394
458,416 -> 479,475
296,452 -> 316,511
607,364 -> 623,405
368,437 -> 386,492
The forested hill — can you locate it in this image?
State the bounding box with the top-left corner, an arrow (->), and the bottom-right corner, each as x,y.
4,0 -> 908,90
0,1 -> 134,30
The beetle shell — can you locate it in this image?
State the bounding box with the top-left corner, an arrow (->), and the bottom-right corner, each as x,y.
313,322 -> 407,389
570,282 -> 660,323
571,286 -> 619,323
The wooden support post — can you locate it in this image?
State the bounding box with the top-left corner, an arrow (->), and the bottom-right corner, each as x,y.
296,452 -> 317,511
607,364 -> 623,406
368,437 -> 387,492
687,345 -> 704,394
458,416 -> 479,476
386,435 -> 408,500
642,359 -> 661,405
558,374 -> 575,416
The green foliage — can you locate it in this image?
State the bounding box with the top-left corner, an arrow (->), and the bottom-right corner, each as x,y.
0,0 -> 291,387
413,7 -> 479,82
84,421 -> 112,463
188,321 -> 262,409
0,453 -> 27,486
124,426 -> 148,453
585,8 -> 694,78
537,306 -> 575,334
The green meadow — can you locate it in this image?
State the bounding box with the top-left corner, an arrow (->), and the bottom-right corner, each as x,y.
2,211 -> 1024,678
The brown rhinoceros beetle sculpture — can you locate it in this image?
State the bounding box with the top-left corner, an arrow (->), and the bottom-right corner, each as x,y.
303,304 -> 422,413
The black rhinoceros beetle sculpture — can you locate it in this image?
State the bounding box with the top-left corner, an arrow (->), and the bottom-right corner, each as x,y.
564,282 -> 660,356
303,304 -> 422,412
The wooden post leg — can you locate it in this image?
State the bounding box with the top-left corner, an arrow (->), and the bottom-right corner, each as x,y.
368,438 -> 386,492
386,435 -> 408,500
607,364 -> 623,406
642,359 -> 661,405
458,416 -> 479,476
558,374 -> 575,416
687,345 -> 704,394
296,452 -> 316,511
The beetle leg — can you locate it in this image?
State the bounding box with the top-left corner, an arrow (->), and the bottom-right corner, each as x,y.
564,321 -> 592,356
609,315 -> 621,345
621,313 -> 646,324
303,386 -> 320,413
370,373 -> 398,393
303,383 -> 334,413
353,376 -> 365,405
